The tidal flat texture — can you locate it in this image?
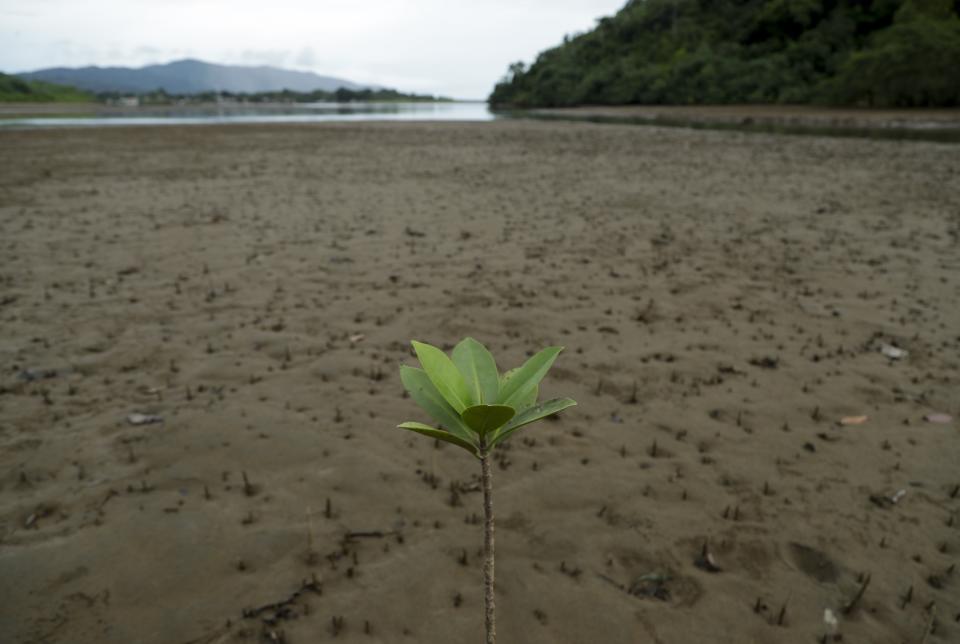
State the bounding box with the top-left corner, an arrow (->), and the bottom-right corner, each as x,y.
1,121 -> 958,643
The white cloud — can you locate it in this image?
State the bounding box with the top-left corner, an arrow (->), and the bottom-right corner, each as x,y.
0,0 -> 626,98
237,49 -> 291,67
294,47 -> 317,68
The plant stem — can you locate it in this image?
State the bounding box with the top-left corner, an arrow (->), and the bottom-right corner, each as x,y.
480,444 -> 496,644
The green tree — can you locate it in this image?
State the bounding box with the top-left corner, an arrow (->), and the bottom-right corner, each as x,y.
487,0 -> 959,108
831,15 -> 960,106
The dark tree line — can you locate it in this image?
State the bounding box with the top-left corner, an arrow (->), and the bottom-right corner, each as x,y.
489,0 -> 960,107
96,87 -> 447,104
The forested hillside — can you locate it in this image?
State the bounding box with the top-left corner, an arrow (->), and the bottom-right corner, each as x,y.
489,0 -> 960,107
0,73 -> 92,102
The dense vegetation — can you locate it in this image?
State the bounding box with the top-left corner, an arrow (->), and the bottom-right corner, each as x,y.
95,87 -> 448,105
0,73 -> 93,102
489,0 -> 960,107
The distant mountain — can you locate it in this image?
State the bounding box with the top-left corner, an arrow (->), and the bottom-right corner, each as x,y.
16,59 -> 367,95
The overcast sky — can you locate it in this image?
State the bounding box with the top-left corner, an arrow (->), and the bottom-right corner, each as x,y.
0,0 -> 626,98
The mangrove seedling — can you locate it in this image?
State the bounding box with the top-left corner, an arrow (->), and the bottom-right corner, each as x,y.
398,337 -> 577,644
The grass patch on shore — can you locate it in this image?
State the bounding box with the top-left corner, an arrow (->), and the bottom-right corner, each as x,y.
0,73 -> 93,103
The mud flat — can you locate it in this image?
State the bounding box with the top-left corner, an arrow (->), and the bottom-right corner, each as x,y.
522,105 -> 960,141
0,121 -> 958,643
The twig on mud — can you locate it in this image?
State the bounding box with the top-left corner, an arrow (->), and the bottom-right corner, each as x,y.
241,574 -> 323,625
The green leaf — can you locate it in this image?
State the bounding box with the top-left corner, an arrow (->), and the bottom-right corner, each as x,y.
497,346 -> 563,409
461,404 -> 515,436
397,422 -> 478,456
490,398 -> 577,448
500,368 -> 538,412
412,340 -> 472,412
399,365 -> 476,446
452,337 -> 500,405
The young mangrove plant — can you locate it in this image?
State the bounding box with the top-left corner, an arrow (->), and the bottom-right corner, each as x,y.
398,337 -> 577,644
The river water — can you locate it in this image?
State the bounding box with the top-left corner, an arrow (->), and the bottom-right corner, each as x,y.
0,101 -> 496,128
4,102 -> 953,143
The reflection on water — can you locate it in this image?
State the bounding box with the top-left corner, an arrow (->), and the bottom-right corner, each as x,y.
0,101 -> 496,128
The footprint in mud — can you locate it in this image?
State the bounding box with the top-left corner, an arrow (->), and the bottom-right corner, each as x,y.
787,541 -> 841,583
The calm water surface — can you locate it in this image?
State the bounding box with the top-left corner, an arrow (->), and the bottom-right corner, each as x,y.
0,101 -> 496,128
6,102 -> 952,143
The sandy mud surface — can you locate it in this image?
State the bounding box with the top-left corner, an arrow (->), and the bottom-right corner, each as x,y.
0,121 -> 958,643
527,105 -> 960,133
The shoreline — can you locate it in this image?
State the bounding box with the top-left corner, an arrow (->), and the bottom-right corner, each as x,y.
4,101 -> 960,142
0,99 -> 471,118
506,104 -> 960,143
520,104 -> 960,130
